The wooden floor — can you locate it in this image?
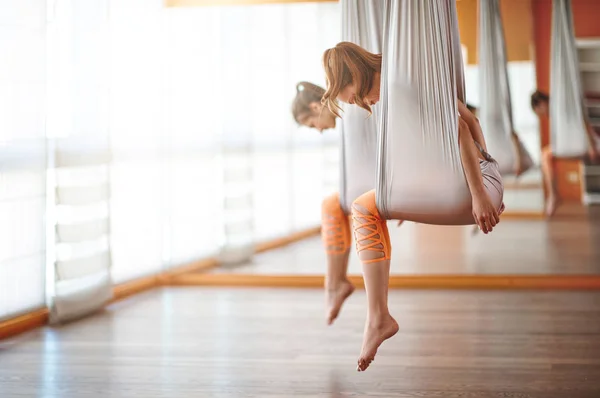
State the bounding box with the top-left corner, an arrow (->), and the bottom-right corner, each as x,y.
212,204 -> 600,276
2,287 -> 600,397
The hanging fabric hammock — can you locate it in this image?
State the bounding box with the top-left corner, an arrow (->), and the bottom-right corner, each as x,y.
478,0 -> 533,175
338,0 -> 384,214
550,0 -> 589,157
376,0 -> 502,225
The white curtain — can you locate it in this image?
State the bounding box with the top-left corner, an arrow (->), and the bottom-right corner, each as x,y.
0,1 -> 48,321
162,4 -> 340,250
163,3 -> 341,262
50,0 -> 339,284
108,0 -> 169,282
46,0 -> 113,323
108,1 -> 341,278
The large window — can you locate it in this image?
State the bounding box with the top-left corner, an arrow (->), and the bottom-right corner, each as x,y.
0,1 -> 48,320
163,3 -> 340,245
46,0 -> 341,285
1,0 -> 342,318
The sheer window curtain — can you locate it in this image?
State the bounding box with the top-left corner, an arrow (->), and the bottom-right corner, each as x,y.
47,0 -> 341,284
46,0 -> 113,323
109,0 -> 169,282
109,1 -> 343,275
0,1 -> 48,321
164,3 -> 341,254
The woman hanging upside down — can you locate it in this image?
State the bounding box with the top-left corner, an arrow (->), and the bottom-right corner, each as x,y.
321,41 -> 504,372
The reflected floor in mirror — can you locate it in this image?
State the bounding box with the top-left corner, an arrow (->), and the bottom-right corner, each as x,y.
215,204 -> 600,275
2,287 -> 600,397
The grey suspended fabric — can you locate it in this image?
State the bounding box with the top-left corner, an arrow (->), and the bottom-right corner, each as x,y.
338,0 -> 384,213
376,0 -> 502,225
550,0 -> 589,157
478,0 -> 533,175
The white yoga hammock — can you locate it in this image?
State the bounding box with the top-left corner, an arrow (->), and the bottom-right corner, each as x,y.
478,0 -> 534,175
376,0 -> 501,225
338,0 -> 383,213
550,0 -> 590,157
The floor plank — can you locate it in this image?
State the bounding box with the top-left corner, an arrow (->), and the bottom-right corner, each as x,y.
1,287 -> 600,397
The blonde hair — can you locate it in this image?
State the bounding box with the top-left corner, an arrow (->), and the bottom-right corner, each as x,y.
322,41 -> 382,118
291,81 -> 326,124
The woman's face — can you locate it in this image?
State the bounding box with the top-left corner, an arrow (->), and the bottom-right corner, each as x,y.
337,82 -> 380,106
533,101 -> 549,117
298,102 -> 337,132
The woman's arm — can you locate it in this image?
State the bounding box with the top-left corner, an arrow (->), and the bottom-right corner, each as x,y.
458,117 -> 486,196
458,117 -> 499,233
457,100 -> 488,153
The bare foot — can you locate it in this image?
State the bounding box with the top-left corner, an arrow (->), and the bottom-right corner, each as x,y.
357,314 -> 399,372
545,195 -> 558,217
326,281 -> 355,325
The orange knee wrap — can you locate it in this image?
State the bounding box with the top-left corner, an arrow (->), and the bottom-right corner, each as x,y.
321,193 -> 351,255
351,190 -> 391,263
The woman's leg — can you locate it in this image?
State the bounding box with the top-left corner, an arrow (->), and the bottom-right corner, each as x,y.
541,145 -> 559,216
351,190 -> 399,372
321,193 -> 354,325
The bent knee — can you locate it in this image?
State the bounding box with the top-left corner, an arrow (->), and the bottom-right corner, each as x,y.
351,190 -> 379,219
351,190 -> 390,262
322,193 -> 343,217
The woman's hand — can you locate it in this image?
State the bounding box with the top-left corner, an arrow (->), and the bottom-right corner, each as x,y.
472,190 -> 499,234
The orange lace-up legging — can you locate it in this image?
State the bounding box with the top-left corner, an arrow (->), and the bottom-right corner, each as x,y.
351,190 -> 391,263
321,193 -> 352,255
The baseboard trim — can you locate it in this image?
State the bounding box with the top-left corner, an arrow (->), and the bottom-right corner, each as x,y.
254,227 -> 321,254
502,182 -> 543,190
500,211 -> 546,219
159,258 -> 220,283
169,273 -> 600,290
0,308 -> 49,341
112,274 -> 162,303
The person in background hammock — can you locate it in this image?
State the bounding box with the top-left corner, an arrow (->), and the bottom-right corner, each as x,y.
321,41 -> 504,372
530,90 -> 600,216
